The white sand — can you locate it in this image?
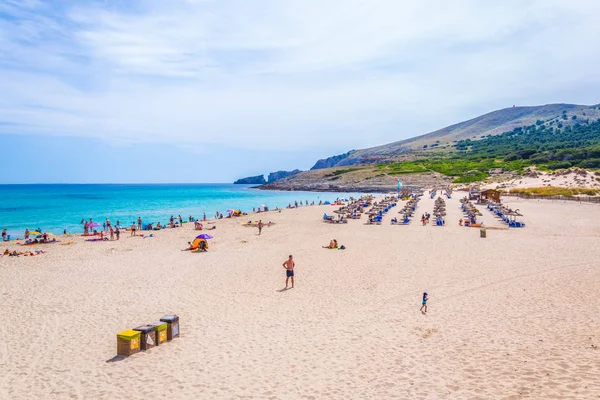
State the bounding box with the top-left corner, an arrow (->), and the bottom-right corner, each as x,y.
487,170 -> 600,190
1,193 -> 599,399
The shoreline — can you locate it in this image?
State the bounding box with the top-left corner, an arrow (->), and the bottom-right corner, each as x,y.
0,185 -> 367,237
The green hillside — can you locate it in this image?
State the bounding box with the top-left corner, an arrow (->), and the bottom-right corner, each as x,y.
311,103 -> 600,169
378,115 -> 600,183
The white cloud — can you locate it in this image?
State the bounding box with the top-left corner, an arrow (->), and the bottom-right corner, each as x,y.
1,0 -> 600,152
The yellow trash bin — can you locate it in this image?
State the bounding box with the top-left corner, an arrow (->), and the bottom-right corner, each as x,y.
117,329 -> 141,356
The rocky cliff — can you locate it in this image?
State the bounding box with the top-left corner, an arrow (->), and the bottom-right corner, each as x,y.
267,170 -> 302,183
234,175 -> 266,185
310,151 -> 356,170
258,166 -> 451,192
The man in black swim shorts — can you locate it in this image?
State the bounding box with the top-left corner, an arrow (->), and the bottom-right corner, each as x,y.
282,255 -> 295,289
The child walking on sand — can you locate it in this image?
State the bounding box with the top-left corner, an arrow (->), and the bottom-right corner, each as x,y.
420,292 -> 428,313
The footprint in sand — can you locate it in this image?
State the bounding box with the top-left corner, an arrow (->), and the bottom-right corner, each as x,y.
413,327 -> 439,339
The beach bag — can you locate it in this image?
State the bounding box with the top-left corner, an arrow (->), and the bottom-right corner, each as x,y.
339,245 -> 345,250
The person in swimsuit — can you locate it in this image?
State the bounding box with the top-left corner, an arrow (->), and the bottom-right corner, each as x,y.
131,223 -> 136,237
283,255 -> 295,289
258,220 -> 264,235
420,292 -> 428,313
137,217 -> 142,230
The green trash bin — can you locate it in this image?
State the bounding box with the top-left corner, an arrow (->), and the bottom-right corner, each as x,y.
149,322 -> 168,346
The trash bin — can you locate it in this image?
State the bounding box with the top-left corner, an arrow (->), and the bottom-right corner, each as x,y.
160,315 -> 180,341
117,329 -> 141,356
133,325 -> 156,351
480,228 -> 486,238
149,322 -> 168,346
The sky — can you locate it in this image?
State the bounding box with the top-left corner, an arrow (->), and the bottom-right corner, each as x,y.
1,0 -> 600,183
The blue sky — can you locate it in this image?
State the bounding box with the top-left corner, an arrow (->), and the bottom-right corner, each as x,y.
1,0 -> 600,183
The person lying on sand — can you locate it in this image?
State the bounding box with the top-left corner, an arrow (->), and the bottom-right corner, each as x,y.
322,239 -> 338,249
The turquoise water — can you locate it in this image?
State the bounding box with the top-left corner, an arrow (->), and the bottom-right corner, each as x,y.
0,184 -> 364,236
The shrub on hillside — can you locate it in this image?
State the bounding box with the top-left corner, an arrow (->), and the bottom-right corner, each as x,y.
578,159 -> 600,168
504,153 -> 520,161
547,161 -> 572,170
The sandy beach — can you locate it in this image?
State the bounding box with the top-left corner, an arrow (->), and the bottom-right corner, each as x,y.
1,193 -> 599,399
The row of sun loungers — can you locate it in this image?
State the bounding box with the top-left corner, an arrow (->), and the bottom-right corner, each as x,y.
487,202 -> 526,228
367,199 -> 398,224
460,197 -> 484,227
433,196 -> 446,226
323,196 -> 375,224
390,194 -> 422,225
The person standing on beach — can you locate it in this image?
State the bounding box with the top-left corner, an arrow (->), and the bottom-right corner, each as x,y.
131,223 -> 136,237
258,220 -> 264,235
109,227 -> 114,241
283,255 -> 295,289
115,226 -> 120,240
420,292 -> 428,313
137,217 -> 142,230
1,229 -> 6,242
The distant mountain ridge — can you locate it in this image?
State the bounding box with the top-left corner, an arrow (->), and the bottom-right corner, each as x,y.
310,103 -> 600,169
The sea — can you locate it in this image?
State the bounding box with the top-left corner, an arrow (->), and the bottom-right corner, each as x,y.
0,184 -> 367,236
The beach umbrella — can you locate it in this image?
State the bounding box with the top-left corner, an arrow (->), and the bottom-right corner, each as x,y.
259,204 -> 266,208
89,222 -> 101,228
196,234 -> 213,240
226,209 -> 234,213
45,233 -> 56,239
28,231 -> 41,235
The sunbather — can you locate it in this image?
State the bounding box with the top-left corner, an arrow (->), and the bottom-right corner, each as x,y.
322,239 -> 338,249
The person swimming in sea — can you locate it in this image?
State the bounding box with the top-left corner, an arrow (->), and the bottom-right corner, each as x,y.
420,292 -> 428,314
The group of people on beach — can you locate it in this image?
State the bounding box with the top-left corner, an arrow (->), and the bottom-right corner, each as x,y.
420,213 -> 431,225
2,248 -> 45,257
3,197 -> 431,312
